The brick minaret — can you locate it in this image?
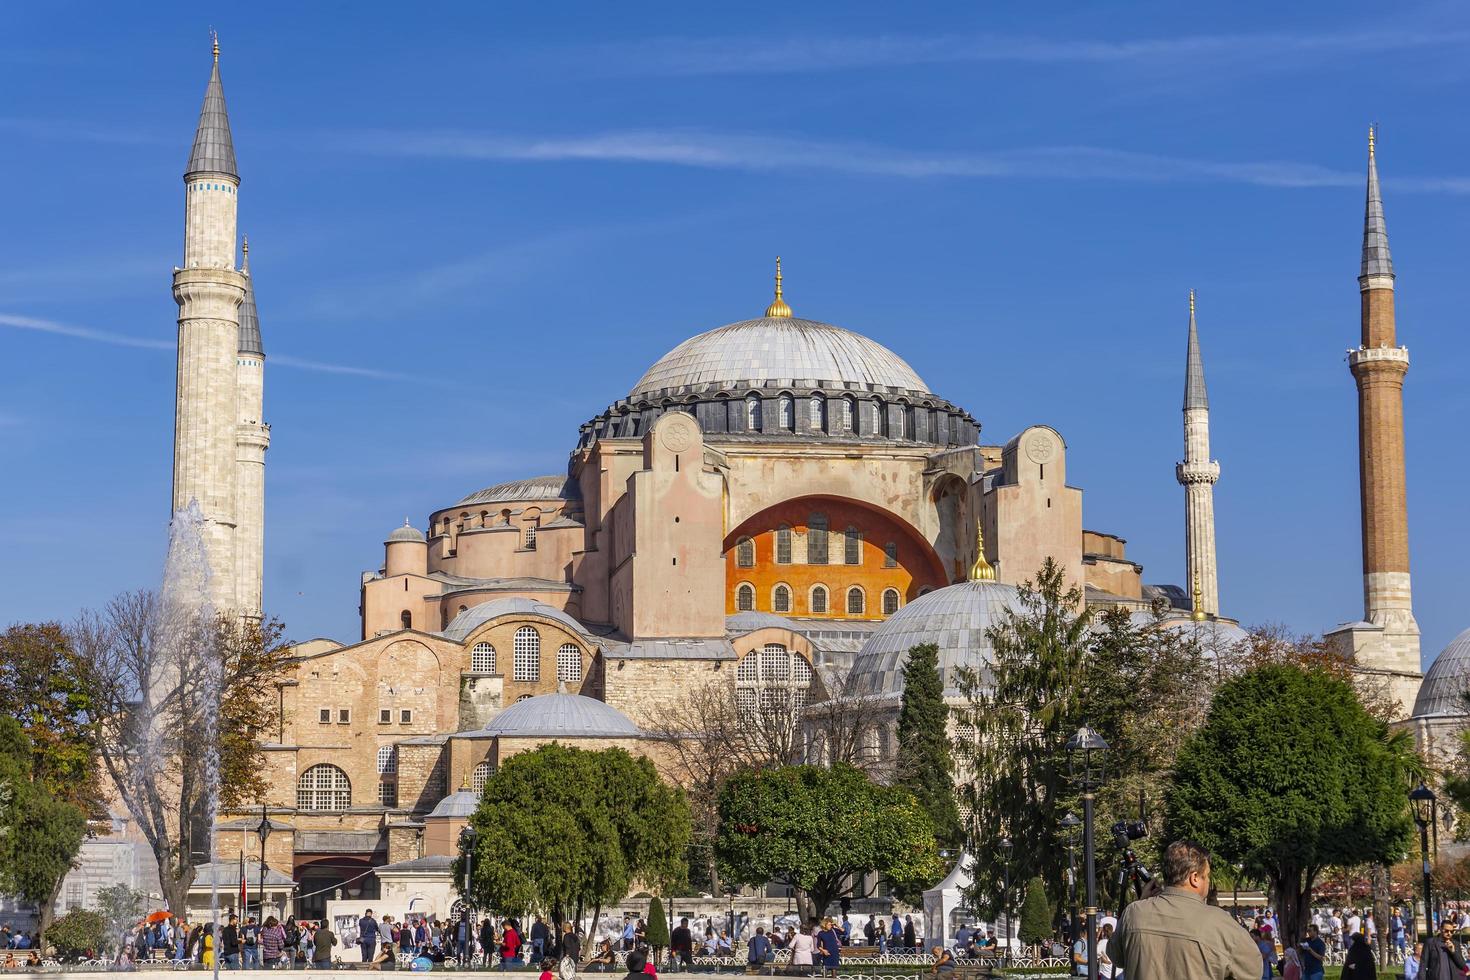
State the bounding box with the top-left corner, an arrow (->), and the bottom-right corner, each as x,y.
1176,290 -> 1220,616
1336,128 -> 1421,717
172,36 -> 250,614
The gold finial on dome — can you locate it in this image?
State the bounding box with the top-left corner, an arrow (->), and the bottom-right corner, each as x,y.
765,256 -> 793,318
969,519 -> 996,582
1189,288 -> 1195,317
1368,123 -> 1376,158
1191,572 -> 1206,622
211,29 -> 219,62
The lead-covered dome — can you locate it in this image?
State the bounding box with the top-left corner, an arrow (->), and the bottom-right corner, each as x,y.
479,692 -> 640,739
848,580 -> 1023,699
1414,627 -> 1470,718
630,317 -> 929,399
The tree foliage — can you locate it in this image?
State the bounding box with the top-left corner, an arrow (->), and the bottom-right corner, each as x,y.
0,717 -> 88,944
953,562 -> 1217,917
463,743 -> 690,924
70,593 -> 294,916
715,763 -> 943,921
1018,876 -> 1053,945
95,882 -> 146,950
645,897 -> 670,950
895,643 -> 962,850
1165,662 -> 1415,945
47,908 -> 108,957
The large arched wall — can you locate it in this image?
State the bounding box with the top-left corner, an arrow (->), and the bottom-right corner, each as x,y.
722,495 -> 948,620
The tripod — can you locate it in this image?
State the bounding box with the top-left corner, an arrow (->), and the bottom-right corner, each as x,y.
1114,848 -> 1153,924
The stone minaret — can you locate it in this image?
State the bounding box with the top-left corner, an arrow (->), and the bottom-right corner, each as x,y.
1346,128 -> 1420,700
234,237 -> 268,618
172,37 -> 249,614
1175,290 -> 1220,615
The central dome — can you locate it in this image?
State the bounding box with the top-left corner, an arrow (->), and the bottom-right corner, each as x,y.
630,316 -> 930,399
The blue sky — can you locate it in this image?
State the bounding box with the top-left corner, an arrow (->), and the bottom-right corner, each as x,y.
2,2 -> 1468,665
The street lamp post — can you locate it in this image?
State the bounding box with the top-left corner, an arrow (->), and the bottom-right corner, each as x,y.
253,806 -> 273,920
1066,726 -> 1109,980
1410,783 -> 1437,933
998,837 -> 1013,966
1061,813 -> 1081,946
459,825 -> 479,963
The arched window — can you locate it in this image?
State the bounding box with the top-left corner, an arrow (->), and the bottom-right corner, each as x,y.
377,744 -> 398,775
736,583 -> 755,612
734,644 -> 814,723
736,537 -> 755,568
513,627 -> 540,681
840,396 -> 856,432
775,525 -> 793,565
458,604 -> 467,615
844,527 -> 862,565
778,395 -> 794,431
847,587 -> 866,615
471,761 -> 495,795
810,585 -> 828,614
746,394 -> 762,432
400,610 -> 412,629
557,643 -> 583,683
773,584 -> 792,614
297,764 -> 351,811
524,522 -> 538,550
810,395 -> 826,432
882,588 -> 901,616
807,514 -> 829,565
471,642 -> 495,674
884,541 -> 898,567
903,404 -> 917,440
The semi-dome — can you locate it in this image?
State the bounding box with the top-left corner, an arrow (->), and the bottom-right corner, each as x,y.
426,788 -> 479,819
479,691 -> 640,739
847,580 -> 1023,699
1414,627 -> 1470,718
630,316 -> 929,399
457,475 -> 579,508
386,521 -> 426,544
442,598 -> 592,643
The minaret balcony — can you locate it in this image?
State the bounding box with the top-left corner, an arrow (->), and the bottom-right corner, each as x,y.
1348,345 -> 1409,380
1175,460 -> 1220,485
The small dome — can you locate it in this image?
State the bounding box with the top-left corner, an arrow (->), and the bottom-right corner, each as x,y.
630,317 -> 929,399
441,598 -> 591,643
1414,627 -> 1470,718
386,521 -> 426,544
426,789 -> 479,819
848,580 -> 1023,699
480,692 -> 640,739
457,474 -> 579,508
1128,611 -> 1250,657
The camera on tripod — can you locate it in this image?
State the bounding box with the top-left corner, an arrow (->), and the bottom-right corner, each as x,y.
1110,820 -> 1147,850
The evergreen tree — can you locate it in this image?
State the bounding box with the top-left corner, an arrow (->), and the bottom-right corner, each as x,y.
645,897 -> 671,951
895,643 -> 962,849
1018,877 -> 1052,945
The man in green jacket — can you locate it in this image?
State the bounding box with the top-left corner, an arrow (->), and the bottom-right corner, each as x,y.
1112,841 -> 1261,979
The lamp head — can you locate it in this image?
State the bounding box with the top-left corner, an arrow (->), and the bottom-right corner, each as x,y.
1409,783 -> 1437,828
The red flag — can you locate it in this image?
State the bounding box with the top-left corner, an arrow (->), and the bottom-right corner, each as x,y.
239,851 -> 247,915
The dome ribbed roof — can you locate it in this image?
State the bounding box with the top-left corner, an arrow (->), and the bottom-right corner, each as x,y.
387,522 -> 426,543
441,598 -> 590,643
426,789 -> 479,819
457,475 -> 578,508
480,692 -> 640,739
848,580 -> 1023,698
1414,627 -> 1470,718
631,317 -> 929,399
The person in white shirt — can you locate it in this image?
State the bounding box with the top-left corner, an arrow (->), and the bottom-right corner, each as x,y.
790,925 -> 816,972
1347,911 -> 1362,940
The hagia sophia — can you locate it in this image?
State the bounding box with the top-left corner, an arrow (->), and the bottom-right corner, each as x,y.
45,45 -> 1470,923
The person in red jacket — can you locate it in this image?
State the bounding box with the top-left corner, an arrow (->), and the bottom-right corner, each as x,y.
500,919 -> 522,969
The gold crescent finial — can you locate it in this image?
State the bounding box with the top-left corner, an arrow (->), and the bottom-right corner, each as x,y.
1189,288 -> 1195,317
242,234 -> 249,255
211,29 -> 219,62
1368,124 -> 1375,158
969,519 -> 996,582
1191,571 -> 1206,621
765,256 -> 792,318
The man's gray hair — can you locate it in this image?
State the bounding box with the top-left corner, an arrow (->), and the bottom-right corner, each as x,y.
1161,840 -> 1211,886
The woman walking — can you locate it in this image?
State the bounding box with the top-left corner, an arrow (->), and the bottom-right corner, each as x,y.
816,919 -> 842,978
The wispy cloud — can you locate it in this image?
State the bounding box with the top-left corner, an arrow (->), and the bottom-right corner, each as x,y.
540,27 -> 1470,77
0,117 -> 171,146
0,313 -> 421,381
341,129 -> 1470,194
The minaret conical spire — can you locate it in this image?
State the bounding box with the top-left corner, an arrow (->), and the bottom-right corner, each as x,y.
1361,125 -> 1393,281
1183,288 -> 1208,411
238,236 -> 263,356
186,33 -> 238,179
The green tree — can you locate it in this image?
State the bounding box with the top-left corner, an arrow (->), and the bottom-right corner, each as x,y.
463,744 -> 690,929
0,718 -> 88,946
1166,663 -> 1415,945
47,908 -> 108,957
715,763 -> 943,921
645,897 -> 671,953
94,882 -> 145,952
1018,876 -> 1052,945
0,623 -> 105,940
895,643 -> 962,850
